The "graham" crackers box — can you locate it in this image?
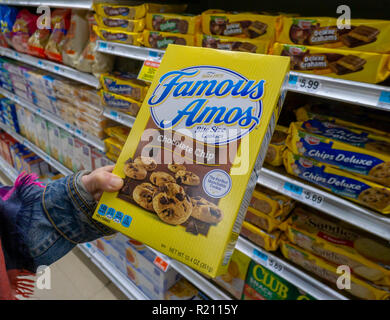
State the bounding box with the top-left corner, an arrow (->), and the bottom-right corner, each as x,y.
93,45 -> 289,277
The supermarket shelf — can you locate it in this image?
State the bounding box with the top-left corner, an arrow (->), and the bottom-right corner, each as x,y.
103,107 -> 136,128
0,87 -> 105,152
96,41 -> 390,110
78,243 -> 149,300
146,247 -> 232,300
0,123 -> 73,176
0,155 -> 18,183
287,72 -> 390,110
97,41 -> 164,62
236,237 -> 349,300
0,47 -> 100,88
258,166 -> 390,242
0,0 -> 93,9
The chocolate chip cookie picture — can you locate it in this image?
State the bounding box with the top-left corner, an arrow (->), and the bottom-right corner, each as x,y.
123,161 -> 147,180
133,183 -> 157,211
358,187 -> 390,211
134,156 -> 157,171
150,171 -> 176,186
168,163 -> 186,173
175,170 -> 200,186
369,162 -> 390,186
191,196 -> 223,225
153,183 -> 193,225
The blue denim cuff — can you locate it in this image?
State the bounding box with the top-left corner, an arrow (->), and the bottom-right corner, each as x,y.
42,173 -> 114,245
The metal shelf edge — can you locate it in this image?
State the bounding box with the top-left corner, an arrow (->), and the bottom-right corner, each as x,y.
236,237 -> 349,300
145,246 -> 232,300
0,87 -> 105,152
258,167 -> 390,242
0,0 -> 93,9
0,123 -> 73,176
95,42 -> 390,110
0,47 -> 99,88
103,108 -> 136,128
78,243 -> 149,300
97,41 -> 164,61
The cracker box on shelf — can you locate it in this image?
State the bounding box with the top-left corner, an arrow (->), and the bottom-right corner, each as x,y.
104,233 -> 181,291
93,45 -> 289,277
242,260 -> 315,300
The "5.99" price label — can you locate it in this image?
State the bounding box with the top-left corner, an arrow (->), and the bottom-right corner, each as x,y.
289,74 -> 321,93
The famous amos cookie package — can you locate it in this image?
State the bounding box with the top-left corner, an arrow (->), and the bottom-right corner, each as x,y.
93,45 -> 289,277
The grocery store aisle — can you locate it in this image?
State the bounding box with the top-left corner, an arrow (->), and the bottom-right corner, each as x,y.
23,247 -> 128,300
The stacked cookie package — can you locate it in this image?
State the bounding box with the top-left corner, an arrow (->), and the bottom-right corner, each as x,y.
279,206 -> 390,300
283,104 -> 390,214
99,71 -> 150,119
196,10 -> 276,54
93,2 -> 147,46
272,16 -> 390,83
240,185 -> 295,252
143,4 -> 198,49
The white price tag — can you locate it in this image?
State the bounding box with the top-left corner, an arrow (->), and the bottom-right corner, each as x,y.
281,182 -> 324,207
302,189 -> 324,207
297,77 -> 321,92
289,75 -> 321,92
267,257 -> 284,275
252,248 -> 284,275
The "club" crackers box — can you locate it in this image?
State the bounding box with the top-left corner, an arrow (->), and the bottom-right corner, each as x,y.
93,45 -> 289,277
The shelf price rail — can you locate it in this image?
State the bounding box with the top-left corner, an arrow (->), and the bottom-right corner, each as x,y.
96,40 -> 390,111
0,47 -> 100,88
0,87 -> 105,152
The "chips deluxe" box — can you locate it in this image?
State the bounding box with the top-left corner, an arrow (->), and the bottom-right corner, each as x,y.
93,45 -> 289,277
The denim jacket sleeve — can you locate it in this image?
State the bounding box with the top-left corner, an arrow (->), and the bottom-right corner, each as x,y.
21,171 -> 115,271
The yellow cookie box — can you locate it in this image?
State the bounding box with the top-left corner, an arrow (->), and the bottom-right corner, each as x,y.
281,240 -> 390,300
195,34 -> 270,54
282,206 -> 390,287
240,221 -> 281,251
94,3 -> 147,20
213,249 -> 251,299
142,30 -> 195,49
94,14 -> 145,33
265,125 -> 288,166
286,120 -> 390,187
92,45 -> 290,277
277,16 -> 390,53
146,13 -> 201,35
271,42 -> 390,83
201,9 -> 280,41
93,25 -> 143,46
283,150 -> 390,214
